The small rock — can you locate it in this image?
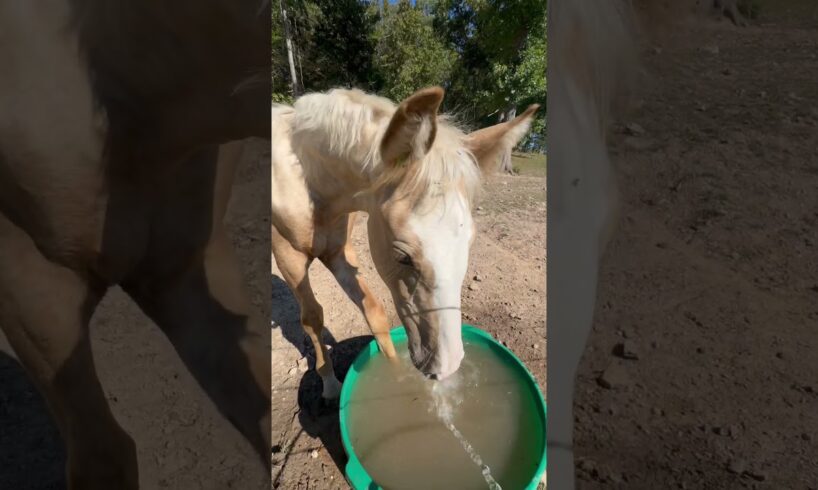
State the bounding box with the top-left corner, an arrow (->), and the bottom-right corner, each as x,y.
510,312 -> 523,320
468,283 -> 479,291
614,341 -> 639,360
624,122 -> 646,135
727,459 -> 746,474
477,206 -> 484,211
597,364 -> 629,389
287,367 -> 297,376
297,356 -> 309,373
310,450 -> 318,459
747,469 -> 766,481
532,343 -> 539,349
473,274 -> 483,282
577,457 -> 597,474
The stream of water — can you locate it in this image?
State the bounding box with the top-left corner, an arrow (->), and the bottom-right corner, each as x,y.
346,340 -> 542,490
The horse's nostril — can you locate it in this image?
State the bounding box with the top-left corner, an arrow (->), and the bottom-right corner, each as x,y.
424,373 -> 439,381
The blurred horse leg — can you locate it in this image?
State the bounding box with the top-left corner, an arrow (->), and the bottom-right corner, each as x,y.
0,213 -> 138,490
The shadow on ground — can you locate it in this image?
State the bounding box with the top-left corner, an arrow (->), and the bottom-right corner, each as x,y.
271,274 -> 338,358
0,351 -> 65,489
295,335 -> 372,475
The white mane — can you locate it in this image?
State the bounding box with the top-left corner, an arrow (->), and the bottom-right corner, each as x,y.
288,88 -> 482,204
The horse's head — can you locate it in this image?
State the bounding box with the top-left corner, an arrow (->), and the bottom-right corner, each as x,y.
366,87 -> 539,379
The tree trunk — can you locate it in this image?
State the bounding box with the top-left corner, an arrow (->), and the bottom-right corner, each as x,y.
280,0 -> 301,96
499,106 -> 517,174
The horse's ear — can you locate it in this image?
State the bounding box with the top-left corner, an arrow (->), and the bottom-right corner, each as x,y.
466,104 -> 540,175
380,87 -> 444,167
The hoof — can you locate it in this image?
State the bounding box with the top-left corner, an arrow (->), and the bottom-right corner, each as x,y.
305,394 -> 339,416
320,375 -> 342,399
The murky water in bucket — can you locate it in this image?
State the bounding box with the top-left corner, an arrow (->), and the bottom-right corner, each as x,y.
346,340 -> 543,490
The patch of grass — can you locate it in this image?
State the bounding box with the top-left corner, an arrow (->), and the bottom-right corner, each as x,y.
511,152 -> 547,177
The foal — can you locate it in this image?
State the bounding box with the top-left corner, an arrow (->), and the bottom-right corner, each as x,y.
272,87 -> 538,397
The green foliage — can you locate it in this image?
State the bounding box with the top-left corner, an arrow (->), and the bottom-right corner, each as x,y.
372,0 -> 457,101
271,5 -> 287,98
431,0 -> 546,152
273,0 -> 377,96
272,0 -> 547,152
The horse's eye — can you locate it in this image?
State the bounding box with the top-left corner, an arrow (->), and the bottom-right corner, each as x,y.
396,252 -> 414,267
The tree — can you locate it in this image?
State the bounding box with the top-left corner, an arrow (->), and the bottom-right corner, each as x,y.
272,0 -> 547,165
273,0 -> 377,95
432,0 -> 546,164
279,0 -> 301,96
372,0 -> 456,102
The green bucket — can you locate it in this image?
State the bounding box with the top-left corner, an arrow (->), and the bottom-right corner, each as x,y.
338,324 -> 547,490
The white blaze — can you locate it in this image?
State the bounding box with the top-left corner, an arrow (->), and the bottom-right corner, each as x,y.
408,189 -> 473,379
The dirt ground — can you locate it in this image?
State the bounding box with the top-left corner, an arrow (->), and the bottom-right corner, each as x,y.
574,6 -> 818,489
0,139 -> 272,489
271,173 -> 546,487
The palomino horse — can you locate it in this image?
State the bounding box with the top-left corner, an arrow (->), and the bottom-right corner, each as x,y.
0,1 -> 270,488
271,87 -> 539,397
548,0 -> 748,487
547,0 -> 636,488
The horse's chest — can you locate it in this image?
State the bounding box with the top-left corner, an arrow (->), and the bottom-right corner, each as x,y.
271,156 -> 317,252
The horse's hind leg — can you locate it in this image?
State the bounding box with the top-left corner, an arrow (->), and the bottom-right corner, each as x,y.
272,228 -> 342,399
0,214 -> 138,490
322,214 -> 397,359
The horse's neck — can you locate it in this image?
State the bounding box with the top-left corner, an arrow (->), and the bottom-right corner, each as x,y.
300,153 -> 376,216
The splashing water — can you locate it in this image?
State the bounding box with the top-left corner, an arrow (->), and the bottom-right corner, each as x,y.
347,341 -> 542,489
430,370 -> 502,490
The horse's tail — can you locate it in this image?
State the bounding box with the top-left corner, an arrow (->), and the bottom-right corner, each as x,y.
549,0 -> 638,136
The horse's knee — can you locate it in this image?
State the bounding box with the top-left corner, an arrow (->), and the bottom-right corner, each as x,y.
300,303 -> 324,333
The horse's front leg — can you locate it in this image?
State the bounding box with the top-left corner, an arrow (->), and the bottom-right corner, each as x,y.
0,213 -> 138,490
548,213 -> 605,490
123,227 -> 272,471
272,228 -> 342,399
322,216 -> 397,360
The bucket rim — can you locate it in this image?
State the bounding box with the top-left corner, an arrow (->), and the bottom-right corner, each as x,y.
338,324 -> 547,490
